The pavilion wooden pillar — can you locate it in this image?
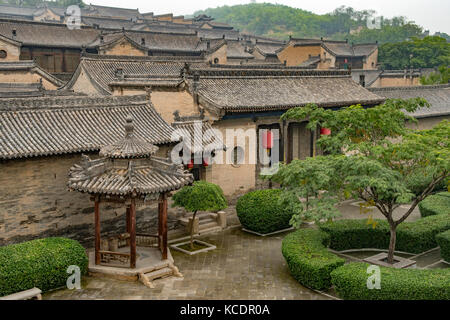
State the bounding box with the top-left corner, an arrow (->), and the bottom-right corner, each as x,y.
129,198 -> 137,268
94,198 -> 101,265
126,207 -> 131,246
158,193 -> 168,260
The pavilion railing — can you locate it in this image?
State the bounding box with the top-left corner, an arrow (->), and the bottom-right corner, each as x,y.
136,233 -> 159,248
99,250 -> 131,267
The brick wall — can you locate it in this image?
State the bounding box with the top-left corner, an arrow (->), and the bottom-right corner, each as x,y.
0,153 -> 181,247
0,70 -> 59,90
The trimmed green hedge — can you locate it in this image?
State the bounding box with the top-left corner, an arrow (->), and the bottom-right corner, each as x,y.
319,214 -> 450,254
331,263 -> 450,300
282,214 -> 450,297
237,189 -> 294,234
281,229 -> 345,290
0,237 -> 88,297
419,192 -> 450,217
436,230 -> 450,262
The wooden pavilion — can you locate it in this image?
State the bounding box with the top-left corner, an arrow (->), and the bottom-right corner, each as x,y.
68,115 -> 193,269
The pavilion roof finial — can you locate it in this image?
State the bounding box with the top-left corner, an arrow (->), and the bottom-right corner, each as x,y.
124,114 -> 134,137
99,115 -> 159,159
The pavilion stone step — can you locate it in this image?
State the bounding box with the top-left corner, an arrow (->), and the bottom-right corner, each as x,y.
139,267 -> 174,289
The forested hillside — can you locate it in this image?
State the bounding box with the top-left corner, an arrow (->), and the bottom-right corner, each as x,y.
194,3 -> 448,44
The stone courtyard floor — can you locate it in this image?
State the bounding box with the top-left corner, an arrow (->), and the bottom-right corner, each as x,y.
44,227 -> 329,300
43,199 -> 423,300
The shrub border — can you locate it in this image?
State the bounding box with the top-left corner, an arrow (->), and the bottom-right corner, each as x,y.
282,214 -> 450,299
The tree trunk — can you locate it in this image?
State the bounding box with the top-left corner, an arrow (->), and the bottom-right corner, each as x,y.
190,211 -> 197,250
387,222 -> 397,264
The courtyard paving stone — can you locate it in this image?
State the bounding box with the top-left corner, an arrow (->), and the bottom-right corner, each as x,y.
43,227 -> 329,300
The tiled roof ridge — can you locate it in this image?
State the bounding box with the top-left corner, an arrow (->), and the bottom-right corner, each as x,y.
188,68 -> 351,78
81,53 -> 203,62
369,84 -> 450,92
290,37 -> 347,43
114,28 -> 198,37
0,17 -> 97,30
87,4 -> 139,12
0,94 -> 148,111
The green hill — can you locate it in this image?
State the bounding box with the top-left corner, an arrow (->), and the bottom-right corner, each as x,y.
194,3 -> 427,44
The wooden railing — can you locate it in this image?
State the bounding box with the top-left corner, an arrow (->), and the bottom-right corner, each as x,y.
136,233 -> 159,248
99,250 -> 130,267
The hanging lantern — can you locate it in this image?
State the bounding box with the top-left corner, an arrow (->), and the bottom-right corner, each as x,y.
187,159 -> 194,169
203,157 -> 209,167
262,130 -> 273,149
320,128 -> 331,135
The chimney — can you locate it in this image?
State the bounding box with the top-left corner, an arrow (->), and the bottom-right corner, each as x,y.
141,38 -> 145,45
12,29 -> 17,38
115,68 -> 124,80
192,72 -> 200,105
145,86 -> 152,100
222,34 -> 225,39
100,35 -> 104,43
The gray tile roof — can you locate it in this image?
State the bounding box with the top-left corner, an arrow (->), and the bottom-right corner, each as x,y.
187,69 -> 385,113
253,42 -> 284,56
369,84 -> 450,118
0,95 -> 175,160
68,155 -> 193,197
90,31 -> 206,53
172,120 -> 226,155
286,38 -> 378,58
83,4 -> 140,19
298,56 -> 321,67
64,55 -> 207,94
0,19 -> 100,48
226,40 -> 254,59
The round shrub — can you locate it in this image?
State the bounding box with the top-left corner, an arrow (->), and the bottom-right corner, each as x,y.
236,189 -> 294,234
0,237 -> 88,297
419,192 -> 450,217
331,263 -> 450,300
282,229 -> 345,290
436,229 -> 450,262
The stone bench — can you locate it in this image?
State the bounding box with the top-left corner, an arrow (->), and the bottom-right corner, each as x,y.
0,287 -> 42,300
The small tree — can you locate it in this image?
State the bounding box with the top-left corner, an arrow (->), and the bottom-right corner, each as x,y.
172,181 -> 227,250
274,100 -> 449,264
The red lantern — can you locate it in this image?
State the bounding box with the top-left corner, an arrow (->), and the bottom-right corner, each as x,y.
203,157 -> 209,167
320,128 -> 331,135
262,130 -> 273,149
187,159 -> 194,169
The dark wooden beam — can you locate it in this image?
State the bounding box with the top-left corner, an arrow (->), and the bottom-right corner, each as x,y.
161,193 -> 168,260
130,199 -> 137,268
158,193 -> 163,253
126,207 -> 131,246
94,198 -> 100,265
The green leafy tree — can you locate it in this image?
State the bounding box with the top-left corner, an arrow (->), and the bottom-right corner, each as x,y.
380,36 -> 450,69
274,101 -> 449,264
172,181 -> 227,250
194,3 -> 424,43
269,156 -> 342,227
420,66 -> 450,85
